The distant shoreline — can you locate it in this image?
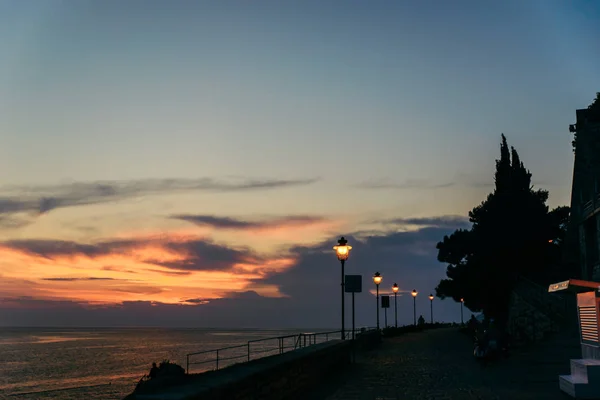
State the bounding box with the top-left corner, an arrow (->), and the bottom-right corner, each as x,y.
0,326 -> 339,330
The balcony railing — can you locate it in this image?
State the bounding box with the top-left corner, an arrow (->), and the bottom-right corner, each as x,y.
581,195 -> 600,220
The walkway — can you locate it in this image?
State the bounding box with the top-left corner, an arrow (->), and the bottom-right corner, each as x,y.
309,328 -> 579,400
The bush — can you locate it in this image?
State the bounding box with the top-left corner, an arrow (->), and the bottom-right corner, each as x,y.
156,360 -> 185,377
134,360 -> 187,394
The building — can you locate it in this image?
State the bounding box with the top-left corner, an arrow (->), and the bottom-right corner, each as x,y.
568,94 -> 600,281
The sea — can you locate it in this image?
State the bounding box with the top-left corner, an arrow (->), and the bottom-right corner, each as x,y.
0,327 -> 327,400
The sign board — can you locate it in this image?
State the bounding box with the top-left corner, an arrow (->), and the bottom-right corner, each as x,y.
345,275 -> 362,293
548,280 -> 569,292
548,279 -> 600,293
381,295 -> 390,308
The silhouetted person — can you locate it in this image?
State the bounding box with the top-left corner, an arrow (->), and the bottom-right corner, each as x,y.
485,319 -> 499,351
475,324 -> 486,349
418,315 -> 425,326
149,362 -> 159,379
467,314 -> 478,333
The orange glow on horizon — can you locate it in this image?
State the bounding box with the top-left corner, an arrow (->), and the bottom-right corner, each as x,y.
0,230 -> 299,307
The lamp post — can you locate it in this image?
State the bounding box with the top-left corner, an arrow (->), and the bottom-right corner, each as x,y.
460,298 -> 464,325
429,294 -> 434,324
392,283 -> 399,328
373,272 -> 382,330
333,237 -> 352,340
411,289 -> 418,325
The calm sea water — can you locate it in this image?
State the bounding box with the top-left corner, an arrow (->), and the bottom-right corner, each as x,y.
0,327 -> 324,399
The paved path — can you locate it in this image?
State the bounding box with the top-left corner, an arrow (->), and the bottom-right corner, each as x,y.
311,328 -> 579,400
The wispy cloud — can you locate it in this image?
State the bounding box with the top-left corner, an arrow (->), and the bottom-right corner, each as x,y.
144,268 -> 191,276
41,277 -> 118,281
0,215 -> 31,229
182,298 -> 210,305
171,214 -> 328,231
102,266 -> 138,274
3,239 -> 114,260
380,215 -> 471,229
468,181 -> 550,188
354,179 -> 454,190
0,177 -> 319,217
456,171 -> 552,189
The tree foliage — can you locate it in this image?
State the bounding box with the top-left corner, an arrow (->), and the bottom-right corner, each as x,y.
589,92 -> 600,112
435,135 -> 570,326
572,92 -> 600,151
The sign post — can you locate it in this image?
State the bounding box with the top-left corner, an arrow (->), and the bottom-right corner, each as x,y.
345,275 -> 362,340
381,295 -> 390,329
345,275 -> 362,364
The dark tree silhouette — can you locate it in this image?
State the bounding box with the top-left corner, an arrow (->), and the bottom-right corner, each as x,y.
435,135 -> 570,327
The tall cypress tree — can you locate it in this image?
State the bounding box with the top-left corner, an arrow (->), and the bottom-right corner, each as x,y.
436,135 -> 570,326
494,134 -> 511,193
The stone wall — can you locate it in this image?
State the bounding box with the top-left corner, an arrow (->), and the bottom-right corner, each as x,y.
132,339 -> 354,400
507,290 -> 557,344
507,277 -> 579,345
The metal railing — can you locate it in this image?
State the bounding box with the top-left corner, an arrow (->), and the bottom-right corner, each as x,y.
185,328 -> 375,373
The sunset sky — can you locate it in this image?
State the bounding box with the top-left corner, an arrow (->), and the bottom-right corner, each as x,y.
1,0 -> 599,328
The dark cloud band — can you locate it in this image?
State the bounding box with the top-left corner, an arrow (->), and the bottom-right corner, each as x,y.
0,177 -> 319,217
171,214 -> 327,230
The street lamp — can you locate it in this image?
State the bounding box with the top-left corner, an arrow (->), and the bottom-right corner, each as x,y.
411,289 -> 418,325
392,283 -> 399,328
460,298 -> 464,325
333,237 -> 352,340
373,272 -> 382,330
429,294 -> 434,324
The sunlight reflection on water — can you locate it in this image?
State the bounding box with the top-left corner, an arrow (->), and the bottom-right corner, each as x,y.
1,328 -> 304,399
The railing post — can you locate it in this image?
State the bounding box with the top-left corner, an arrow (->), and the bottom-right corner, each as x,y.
216,350 -> 219,370
549,302 -> 553,332
532,312 -> 536,343
186,354 -> 189,374
247,342 -> 250,362
304,335 -> 306,347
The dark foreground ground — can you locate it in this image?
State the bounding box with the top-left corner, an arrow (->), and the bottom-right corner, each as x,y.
306,328 -> 579,400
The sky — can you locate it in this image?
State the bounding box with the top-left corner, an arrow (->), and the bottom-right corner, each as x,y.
1,0 -> 599,328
